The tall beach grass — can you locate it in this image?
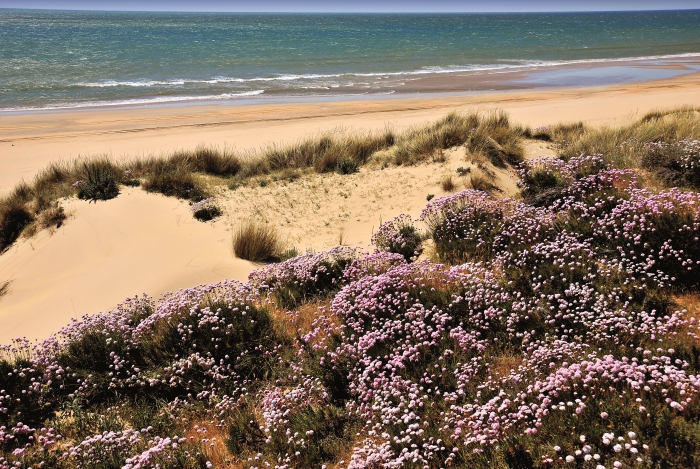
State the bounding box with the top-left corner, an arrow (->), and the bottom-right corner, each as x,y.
0,110 -> 527,252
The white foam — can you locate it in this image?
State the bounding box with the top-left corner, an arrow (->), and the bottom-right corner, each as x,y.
71,52 -> 700,89
1,90 -> 265,112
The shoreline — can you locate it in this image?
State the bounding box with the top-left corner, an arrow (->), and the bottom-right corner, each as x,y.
2,68 -> 700,194
2,53 -> 700,114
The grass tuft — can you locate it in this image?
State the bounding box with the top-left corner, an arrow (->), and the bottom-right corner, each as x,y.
440,174 -> 456,192
232,220 -> 283,262
76,160 -> 120,202
0,280 -> 10,300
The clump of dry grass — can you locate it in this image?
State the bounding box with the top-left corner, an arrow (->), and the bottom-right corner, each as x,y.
0,110 -> 527,253
393,110 -> 525,166
36,202 -> 66,232
440,175 -> 456,192
261,128 -> 396,174
467,171 -> 495,193
549,106 -> 700,167
232,220 -> 283,262
0,280 -> 10,300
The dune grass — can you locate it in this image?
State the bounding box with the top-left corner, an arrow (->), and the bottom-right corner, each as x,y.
232,219 -> 283,262
393,109 -> 526,166
440,174 -> 457,192
0,280 -> 10,300
0,110 -> 528,253
541,106 -> 700,188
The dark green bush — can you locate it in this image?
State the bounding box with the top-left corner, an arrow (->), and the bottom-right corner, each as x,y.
0,206 -> 33,252
335,158 -> 359,175
77,162 -> 120,202
192,205 -> 222,222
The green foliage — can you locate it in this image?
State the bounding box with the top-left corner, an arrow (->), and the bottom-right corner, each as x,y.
335,158 -> 359,175
77,161 -> 120,202
279,247 -> 300,261
142,168 -> 208,201
192,205 -> 222,222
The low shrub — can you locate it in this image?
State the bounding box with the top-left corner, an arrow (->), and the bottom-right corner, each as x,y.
232,220 -> 282,262
371,214 -> 423,261
76,161 -> 120,202
190,198 -> 222,222
518,154 -> 607,206
420,189 -> 555,264
249,246 -> 361,308
335,158 -> 359,175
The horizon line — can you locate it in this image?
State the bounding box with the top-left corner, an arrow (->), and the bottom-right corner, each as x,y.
2,7 -> 700,14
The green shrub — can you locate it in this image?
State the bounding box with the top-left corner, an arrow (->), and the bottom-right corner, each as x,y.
142,169 -> 207,201
335,158 -> 359,175
76,162 -> 120,202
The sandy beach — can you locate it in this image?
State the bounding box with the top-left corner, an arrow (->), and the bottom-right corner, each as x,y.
3,69 -> 700,193
0,71 -> 699,344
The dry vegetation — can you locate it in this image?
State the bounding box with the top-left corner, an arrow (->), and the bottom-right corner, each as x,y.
0,110 -> 527,253
0,280 -> 10,300
541,106 -> 700,187
232,219 -> 283,262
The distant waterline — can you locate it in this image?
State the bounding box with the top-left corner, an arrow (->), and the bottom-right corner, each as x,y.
1,10 -> 699,111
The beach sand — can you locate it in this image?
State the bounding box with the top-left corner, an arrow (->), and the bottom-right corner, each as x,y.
0,72 -> 698,344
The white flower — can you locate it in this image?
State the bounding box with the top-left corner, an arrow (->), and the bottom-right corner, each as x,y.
566,455 -> 575,463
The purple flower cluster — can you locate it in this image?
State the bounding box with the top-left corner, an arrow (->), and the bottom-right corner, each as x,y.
248,246 -> 362,307
419,189 -> 555,263
189,197 -> 216,213
371,214 -> 424,261
3,152 -> 700,468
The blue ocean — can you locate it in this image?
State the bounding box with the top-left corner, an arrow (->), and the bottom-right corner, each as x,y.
1,9 -> 699,110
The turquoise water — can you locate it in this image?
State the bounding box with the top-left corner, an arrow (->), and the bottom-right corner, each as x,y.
1,9 -> 699,110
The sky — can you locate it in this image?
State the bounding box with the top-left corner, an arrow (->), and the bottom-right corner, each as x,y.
1,0 -> 699,13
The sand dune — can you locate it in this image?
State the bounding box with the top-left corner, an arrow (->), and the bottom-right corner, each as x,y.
0,71 -> 698,344
0,189 -> 253,342
0,144 -> 530,344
